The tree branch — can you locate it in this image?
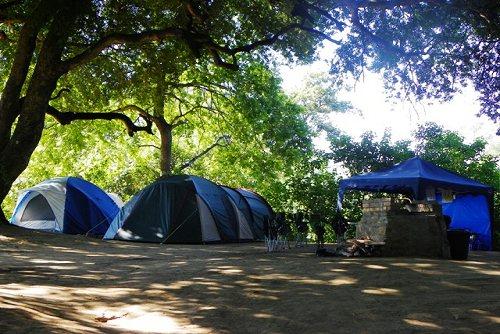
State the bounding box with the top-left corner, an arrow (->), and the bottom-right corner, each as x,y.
46,104 -> 153,136
60,27 -> 186,73
178,135 -> 230,171
62,22 -> 311,73
139,144 -> 160,150
301,2 -> 346,31
0,0 -> 24,11
297,25 -> 341,44
171,103 -> 218,128
352,1 -> 439,9
222,23 -> 303,54
166,80 -> 234,96
49,87 -> 70,100
350,8 -> 408,56
0,0 -> 26,23
112,104 -> 152,118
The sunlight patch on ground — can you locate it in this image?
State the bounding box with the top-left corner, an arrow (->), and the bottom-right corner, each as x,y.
207,266 -> 243,275
198,306 -> 217,311
0,284 -> 138,300
337,261 -> 362,265
329,276 -> 357,286
470,309 -> 500,324
0,235 -> 16,242
404,318 -> 442,329
86,305 -> 211,334
362,287 -> 400,296
439,281 -> 476,291
391,262 -> 436,268
166,281 -> 194,290
464,261 -> 487,265
364,264 -> 388,270
245,292 -> 279,301
291,278 -> 326,285
0,284 -> 101,333
0,284 -> 53,297
249,273 -> 297,280
30,259 -> 74,264
460,265 -> 500,276
72,287 -> 137,297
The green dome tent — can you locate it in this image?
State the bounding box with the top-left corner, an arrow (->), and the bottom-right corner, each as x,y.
104,175 -> 239,243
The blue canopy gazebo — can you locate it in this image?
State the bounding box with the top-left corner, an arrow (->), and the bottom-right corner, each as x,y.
337,157 -> 494,250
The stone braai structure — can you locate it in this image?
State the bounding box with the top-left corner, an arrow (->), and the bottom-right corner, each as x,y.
357,198 -> 450,258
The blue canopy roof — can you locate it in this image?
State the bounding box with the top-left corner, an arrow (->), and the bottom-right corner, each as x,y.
338,157 -> 493,209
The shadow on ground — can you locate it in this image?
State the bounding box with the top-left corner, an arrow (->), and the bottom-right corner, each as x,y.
0,225 -> 499,333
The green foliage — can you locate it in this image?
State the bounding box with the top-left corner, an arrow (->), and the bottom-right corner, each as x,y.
284,152 -> 338,219
328,122 -> 499,192
329,1 -> 499,121
2,1 -> 497,227
2,62 -> 314,217
2,118 -> 159,214
415,123 -> 499,188
291,73 -> 352,116
327,128 -> 413,175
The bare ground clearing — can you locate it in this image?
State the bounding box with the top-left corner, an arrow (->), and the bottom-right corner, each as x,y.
0,225 -> 499,333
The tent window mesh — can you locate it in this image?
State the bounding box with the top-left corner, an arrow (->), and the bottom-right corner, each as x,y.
20,194 -> 55,221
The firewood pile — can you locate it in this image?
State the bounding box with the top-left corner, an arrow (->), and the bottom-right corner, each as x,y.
316,237 -> 385,257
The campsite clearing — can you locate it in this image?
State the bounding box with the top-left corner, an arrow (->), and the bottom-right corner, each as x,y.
0,225 -> 499,333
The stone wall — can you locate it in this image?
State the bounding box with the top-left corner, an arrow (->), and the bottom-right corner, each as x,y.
356,198 -> 396,242
357,198 -> 450,258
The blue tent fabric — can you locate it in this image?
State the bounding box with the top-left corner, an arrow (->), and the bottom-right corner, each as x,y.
337,157 -> 494,250
63,177 -> 120,235
440,194 -> 492,250
10,176 -> 119,235
338,157 -> 493,209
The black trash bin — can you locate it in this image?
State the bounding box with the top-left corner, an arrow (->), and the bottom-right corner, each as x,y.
447,229 -> 471,260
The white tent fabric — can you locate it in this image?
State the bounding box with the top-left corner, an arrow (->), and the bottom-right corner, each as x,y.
11,177 -> 68,232
107,192 -> 125,208
197,195 -> 221,242
227,197 -> 254,240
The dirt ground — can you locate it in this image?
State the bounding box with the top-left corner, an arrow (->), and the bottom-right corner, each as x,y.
0,225 -> 499,334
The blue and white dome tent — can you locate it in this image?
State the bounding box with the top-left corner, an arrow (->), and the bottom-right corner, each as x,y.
10,177 -> 120,236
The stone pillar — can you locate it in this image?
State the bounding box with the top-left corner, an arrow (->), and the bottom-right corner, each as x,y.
356,198 -> 396,242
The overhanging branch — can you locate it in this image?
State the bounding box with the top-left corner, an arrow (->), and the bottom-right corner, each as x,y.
46,104 -> 153,136
60,27 -> 185,73
61,21 -> 320,73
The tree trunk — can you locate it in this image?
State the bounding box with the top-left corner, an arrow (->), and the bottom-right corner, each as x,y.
152,68 -> 175,176
0,1 -> 54,152
155,118 -> 174,176
0,1 -> 85,222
